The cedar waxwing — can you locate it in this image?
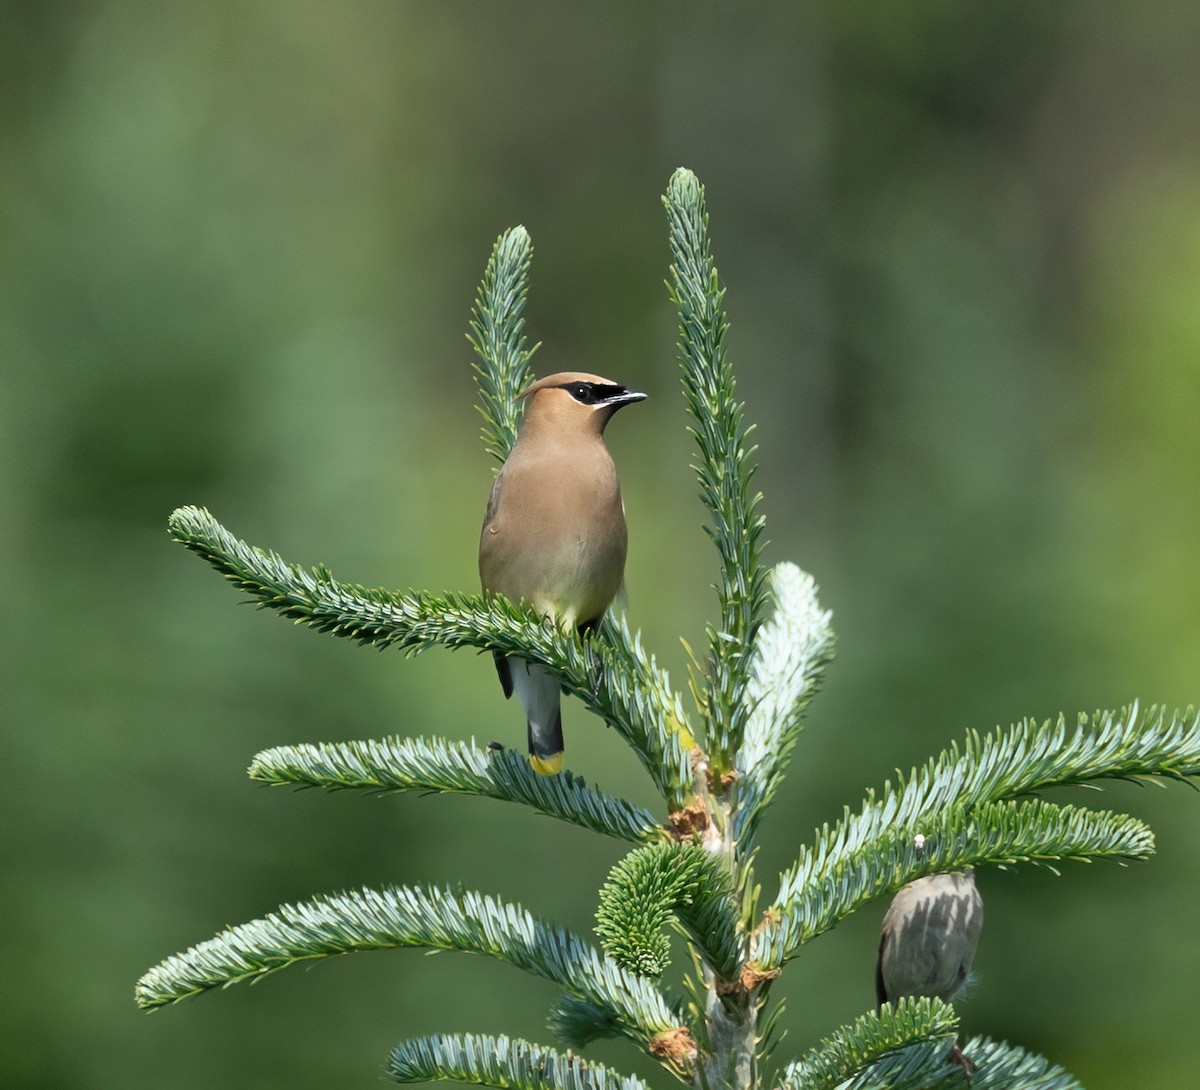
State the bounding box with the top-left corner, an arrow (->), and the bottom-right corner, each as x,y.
876,867 -> 983,1073
479,372 -> 646,774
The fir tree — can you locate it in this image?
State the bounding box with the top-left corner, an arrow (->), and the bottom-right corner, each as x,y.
137,169 -> 1200,1090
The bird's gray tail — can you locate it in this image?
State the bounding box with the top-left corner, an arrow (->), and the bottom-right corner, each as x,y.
508,660 -> 564,775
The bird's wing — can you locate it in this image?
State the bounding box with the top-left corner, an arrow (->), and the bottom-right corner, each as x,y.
875,930 -> 889,1007
493,652 -> 513,699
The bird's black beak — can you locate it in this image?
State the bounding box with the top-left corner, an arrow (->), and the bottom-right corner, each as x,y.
603,387 -> 648,410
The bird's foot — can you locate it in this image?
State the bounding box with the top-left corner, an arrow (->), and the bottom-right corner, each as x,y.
946,1042 -> 975,1079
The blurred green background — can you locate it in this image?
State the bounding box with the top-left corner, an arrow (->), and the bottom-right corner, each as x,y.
4,3 -> 1199,1087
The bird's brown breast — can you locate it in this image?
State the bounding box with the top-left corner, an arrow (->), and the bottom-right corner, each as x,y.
479,435 -> 626,628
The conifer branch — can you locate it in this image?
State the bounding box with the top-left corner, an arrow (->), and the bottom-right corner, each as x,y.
135,885 -> 684,1053
954,1036 -> 1083,1089
755,799 -> 1152,967
595,842 -> 743,981
664,167 -> 768,768
780,998 -> 959,1090
166,506 -> 693,806
786,1024 -> 1081,1090
799,1040 -> 961,1090
388,1033 -> 650,1090
735,564 -> 835,848
470,227 -> 538,465
139,172 -> 1200,1090
754,703 -> 1200,966
548,994 -> 628,1049
922,702 -> 1200,800
249,737 -> 665,844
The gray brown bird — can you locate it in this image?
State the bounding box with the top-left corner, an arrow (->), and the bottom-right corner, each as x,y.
479,371 -> 646,774
876,868 -> 983,1073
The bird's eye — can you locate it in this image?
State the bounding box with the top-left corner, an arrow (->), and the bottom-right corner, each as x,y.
565,382 -> 595,404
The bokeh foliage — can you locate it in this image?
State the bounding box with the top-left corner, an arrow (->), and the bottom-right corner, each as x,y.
4,4 -> 1200,1088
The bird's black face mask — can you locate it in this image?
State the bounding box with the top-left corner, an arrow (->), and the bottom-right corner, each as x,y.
558,381 -> 648,410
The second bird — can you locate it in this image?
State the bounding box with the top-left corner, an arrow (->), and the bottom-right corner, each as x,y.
876,868 -> 984,1073
479,371 -> 647,774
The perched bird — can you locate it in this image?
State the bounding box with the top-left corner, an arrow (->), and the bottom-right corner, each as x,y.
479,371 -> 646,774
876,868 -> 984,1073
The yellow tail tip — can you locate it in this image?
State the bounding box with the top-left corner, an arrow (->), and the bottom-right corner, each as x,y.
530,752 -> 564,776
